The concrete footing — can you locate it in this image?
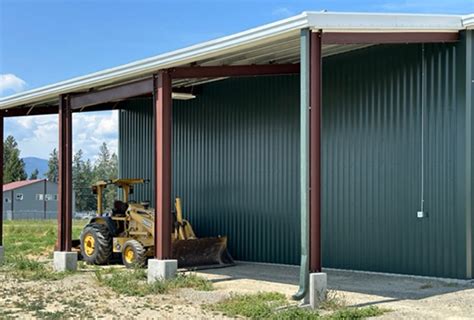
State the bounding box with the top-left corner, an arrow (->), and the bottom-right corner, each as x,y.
147,259 -> 177,284
309,272 -> 327,309
53,251 -> 78,272
0,246 -> 4,265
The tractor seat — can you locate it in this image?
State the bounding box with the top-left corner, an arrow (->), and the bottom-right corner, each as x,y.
112,200 -> 128,216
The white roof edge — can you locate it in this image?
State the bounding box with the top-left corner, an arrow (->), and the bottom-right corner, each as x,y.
463,14 -> 474,29
1,11 -> 471,109
306,11 -> 464,30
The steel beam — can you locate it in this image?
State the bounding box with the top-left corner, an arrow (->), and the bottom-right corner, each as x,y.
310,31 -> 322,273
0,111 -> 3,246
170,63 -> 300,79
2,105 -> 59,117
70,78 -> 153,109
57,95 -> 73,252
1,101 -> 125,118
154,72 -> 173,259
322,32 -> 459,44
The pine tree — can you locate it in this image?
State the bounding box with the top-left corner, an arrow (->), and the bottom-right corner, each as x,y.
47,148 -> 59,183
82,159 -> 96,211
73,150 -> 90,211
93,142 -> 118,210
3,135 -> 27,183
29,168 -> 39,180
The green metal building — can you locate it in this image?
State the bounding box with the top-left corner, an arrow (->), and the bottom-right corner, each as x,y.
0,12 -> 473,282
119,36 -> 473,278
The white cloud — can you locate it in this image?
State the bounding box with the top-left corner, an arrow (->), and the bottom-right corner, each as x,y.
4,111 -> 118,162
0,74 -> 27,96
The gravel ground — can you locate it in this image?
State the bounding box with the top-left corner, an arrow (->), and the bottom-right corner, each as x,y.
1,262 -> 473,319
0,270 -> 232,319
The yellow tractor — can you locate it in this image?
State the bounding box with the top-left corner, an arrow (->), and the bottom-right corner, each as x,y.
79,178 -> 234,268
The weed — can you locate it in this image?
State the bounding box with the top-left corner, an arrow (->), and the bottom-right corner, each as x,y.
35,310 -> 72,320
328,306 -> 388,319
208,292 -> 288,319
320,290 -> 346,310
168,273 -> 214,291
1,256 -> 72,281
13,300 -> 45,312
209,292 -> 389,320
95,268 -> 213,296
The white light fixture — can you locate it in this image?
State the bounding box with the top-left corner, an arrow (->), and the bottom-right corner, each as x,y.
172,92 -> 196,100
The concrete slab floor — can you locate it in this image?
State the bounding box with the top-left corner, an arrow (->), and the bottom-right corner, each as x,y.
195,262 -> 474,319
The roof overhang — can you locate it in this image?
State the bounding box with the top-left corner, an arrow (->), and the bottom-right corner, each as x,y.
463,14 -> 474,29
0,11 -> 471,111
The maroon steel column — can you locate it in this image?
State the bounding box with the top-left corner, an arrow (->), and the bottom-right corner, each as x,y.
0,111 -> 3,246
154,71 -> 173,259
58,95 -> 73,252
310,31 -> 322,273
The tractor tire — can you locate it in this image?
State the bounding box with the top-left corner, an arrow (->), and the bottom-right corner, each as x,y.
122,239 -> 147,268
80,223 -> 112,265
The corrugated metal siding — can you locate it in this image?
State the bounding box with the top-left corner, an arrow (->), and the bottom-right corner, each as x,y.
172,76 -> 300,264
470,29 -> 474,279
465,29 -> 474,278
322,43 -> 466,278
119,43 -> 468,277
118,98 -> 155,205
120,76 -> 301,265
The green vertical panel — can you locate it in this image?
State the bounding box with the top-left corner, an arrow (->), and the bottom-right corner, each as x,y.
466,30 -> 474,278
322,43 -> 466,278
118,98 -> 155,205
119,43 -> 467,277
471,29 -> 474,279
425,43 -> 465,278
172,76 -> 300,264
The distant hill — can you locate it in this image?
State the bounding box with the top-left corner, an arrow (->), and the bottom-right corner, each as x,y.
22,157 -> 49,178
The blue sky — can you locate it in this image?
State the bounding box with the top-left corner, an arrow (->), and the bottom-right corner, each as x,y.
0,0 -> 473,160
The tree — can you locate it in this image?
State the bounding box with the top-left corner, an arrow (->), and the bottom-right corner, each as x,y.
46,148 -> 59,183
29,168 -> 39,180
73,149 -> 96,212
93,142 -> 118,210
3,135 -> 27,183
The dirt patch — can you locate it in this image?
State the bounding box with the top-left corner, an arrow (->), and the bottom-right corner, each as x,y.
0,270 -> 231,319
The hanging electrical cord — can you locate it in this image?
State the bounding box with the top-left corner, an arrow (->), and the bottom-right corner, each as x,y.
420,43 -> 426,215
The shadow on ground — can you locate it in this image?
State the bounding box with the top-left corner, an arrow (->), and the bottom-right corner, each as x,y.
195,262 -> 474,304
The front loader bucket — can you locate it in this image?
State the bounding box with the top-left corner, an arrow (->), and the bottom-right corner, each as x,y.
172,236 -> 235,269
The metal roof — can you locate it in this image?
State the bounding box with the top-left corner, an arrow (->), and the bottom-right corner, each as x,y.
3,179 -> 46,192
0,11 -> 471,110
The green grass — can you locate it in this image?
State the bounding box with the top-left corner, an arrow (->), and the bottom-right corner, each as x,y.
95,268 -> 213,296
328,306 -> 388,319
0,219 -> 85,280
2,219 -> 85,258
209,292 -> 287,319
209,292 -> 389,320
1,255 -> 73,281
